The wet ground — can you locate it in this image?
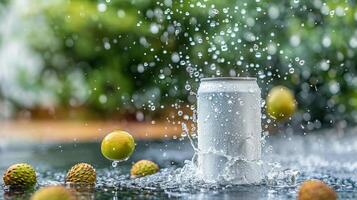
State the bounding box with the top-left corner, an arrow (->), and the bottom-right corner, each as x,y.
1,128 -> 357,199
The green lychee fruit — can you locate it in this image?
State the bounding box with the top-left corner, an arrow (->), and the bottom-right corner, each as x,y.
3,163 -> 37,189
101,130 -> 135,161
65,163 -> 96,185
130,160 -> 159,178
266,85 -> 297,121
298,179 -> 337,200
30,186 -> 75,200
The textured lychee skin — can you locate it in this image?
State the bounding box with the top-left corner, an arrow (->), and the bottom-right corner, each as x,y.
30,186 -> 75,200
3,163 -> 37,189
298,180 -> 337,200
130,160 -> 159,178
65,163 -> 96,185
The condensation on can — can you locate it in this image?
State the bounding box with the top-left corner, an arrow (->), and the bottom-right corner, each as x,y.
197,77 -> 262,184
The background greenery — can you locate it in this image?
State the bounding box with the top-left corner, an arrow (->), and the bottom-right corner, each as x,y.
0,0 -> 356,130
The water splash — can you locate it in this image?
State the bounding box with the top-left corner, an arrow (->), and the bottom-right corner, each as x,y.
181,123 -> 198,152
180,121 -> 298,186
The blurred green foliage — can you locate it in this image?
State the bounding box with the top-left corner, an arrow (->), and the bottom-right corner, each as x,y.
1,0 -> 357,129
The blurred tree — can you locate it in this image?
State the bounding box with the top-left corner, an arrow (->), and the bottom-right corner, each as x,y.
0,0 -> 356,130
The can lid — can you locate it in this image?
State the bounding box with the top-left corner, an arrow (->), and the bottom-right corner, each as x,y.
201,77 -> 256,81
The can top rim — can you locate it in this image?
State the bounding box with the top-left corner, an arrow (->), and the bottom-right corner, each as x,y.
201,77 -> 256,81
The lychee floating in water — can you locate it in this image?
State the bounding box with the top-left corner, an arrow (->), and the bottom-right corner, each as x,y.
101,130 -> 135,161
298,179 -> 337,200
30,186 -> 75,200
65,163 -> 96,185
266,85 -> 297,121
3,163 -> 37,189
130,160 -> 159,178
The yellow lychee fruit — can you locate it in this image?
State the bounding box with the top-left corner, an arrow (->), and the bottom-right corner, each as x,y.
130,160 -> 159,178
30,186 -> 75,200
267,85 -> 297,121
65,163 -> 96,185
298,179 -> 337,200
101,130 -> 135,161
3,163 -> 37,189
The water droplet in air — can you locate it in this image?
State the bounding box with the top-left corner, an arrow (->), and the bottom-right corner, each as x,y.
253,44 -> 259,50
97,3 -> 107,12
171,53 -> 180,63
150,23 -> 160,34
112,161 -> 119,168
159,74 -> 165,79
221,45 -> 228,51
185,84 -> 191,91
289,68 -> 295,74
210,64 -> 217,70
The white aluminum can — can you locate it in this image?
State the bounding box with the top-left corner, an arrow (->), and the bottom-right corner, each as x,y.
197,77 -> 262,184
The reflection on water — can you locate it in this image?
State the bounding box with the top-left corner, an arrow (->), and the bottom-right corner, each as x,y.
1,129 -> 357,199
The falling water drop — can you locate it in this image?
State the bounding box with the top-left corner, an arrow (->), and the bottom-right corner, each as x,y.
159,74 -> 165,79
289,68 -> 295,74
185,84 -> 192,91
112,161 -> 119,168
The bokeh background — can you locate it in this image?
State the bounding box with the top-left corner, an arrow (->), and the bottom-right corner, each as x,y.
0,0 -> 356,138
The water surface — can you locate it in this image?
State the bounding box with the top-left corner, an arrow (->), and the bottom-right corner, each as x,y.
1,128 -> 357,199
